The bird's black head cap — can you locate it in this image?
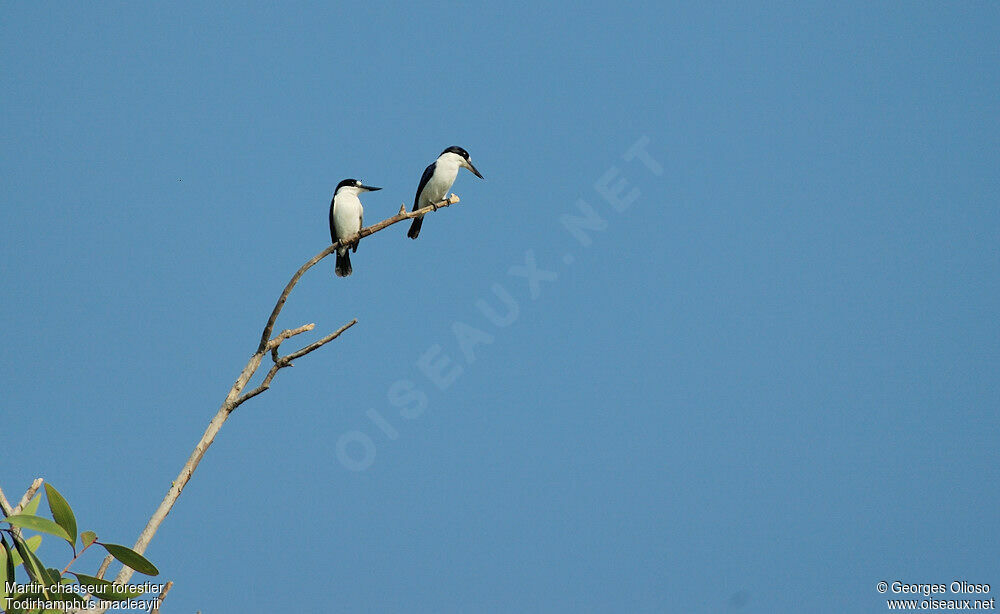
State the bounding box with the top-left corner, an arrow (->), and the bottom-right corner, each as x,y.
441,145 -> 471,160
335,178 -> 363,192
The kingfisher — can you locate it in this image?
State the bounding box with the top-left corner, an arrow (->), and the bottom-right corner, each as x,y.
407,146 -> 484,239
329,179 -> 381,277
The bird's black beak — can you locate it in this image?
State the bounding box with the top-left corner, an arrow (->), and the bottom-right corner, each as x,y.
466,160 -> 484,179
361,185 -> 382,192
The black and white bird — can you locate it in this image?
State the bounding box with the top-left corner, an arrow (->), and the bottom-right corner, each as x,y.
329,178 -> 381,277
407,146 -> 484,239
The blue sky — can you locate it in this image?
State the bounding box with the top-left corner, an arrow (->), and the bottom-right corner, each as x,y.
2,2 -> 998,612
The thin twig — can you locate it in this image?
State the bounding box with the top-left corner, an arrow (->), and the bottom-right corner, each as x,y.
14,479 -> 44,514
232,363 -> 281,409
60,539 -> 96,576
150,580 -> 173,614
236,319 -> 357,409
90,194 -> 462,605
270,323 -> 316,362
268,323 -> 316,349
283,319 -> 358,362
0,478 -> 44,542
257,194 -> 459,351
0,489 -> 13,520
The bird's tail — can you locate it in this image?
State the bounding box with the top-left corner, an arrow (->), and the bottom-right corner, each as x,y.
407,215 -> 423,239
335,251 -> 352,277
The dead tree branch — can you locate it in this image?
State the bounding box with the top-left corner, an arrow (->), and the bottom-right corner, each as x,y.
235,318 -> 357,410
0,478 -> 43,517
13,479 -> 44,514
0,478 -> 45,541
257,193 -> 459,350
149,580 -> 173,614
0,487 -> 11,517
90,194 -> 462,599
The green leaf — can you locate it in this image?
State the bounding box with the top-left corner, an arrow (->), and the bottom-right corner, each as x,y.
11,538 -> 51,600
44,567 -> 62,586
2,536 -> 14,576
1,538 -> 12,608
22,493 -> 42,517
4,514 -> 73,543
99,543 -> 159,576
69,573 -> 145,602
9,535 -> 42,567
43,485 -> 77,547
81,531 -> 97,548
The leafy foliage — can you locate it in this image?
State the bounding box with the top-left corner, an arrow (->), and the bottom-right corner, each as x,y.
1,484 -> 159,613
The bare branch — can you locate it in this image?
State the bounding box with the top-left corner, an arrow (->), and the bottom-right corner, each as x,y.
236,319 -> 356,409
14,479 -> 44,514
0,477 -> 44,519
257,194 -> 459,351
232,363 -> 281,409
0,479 -> 44,555
269,323 -> 316,362
0,486 -> 12,517
150,580 -> 173,614
95,553 -> 113,580
92,195 -> 463,604
268,323 -> 316,349
283,319 -> 358,363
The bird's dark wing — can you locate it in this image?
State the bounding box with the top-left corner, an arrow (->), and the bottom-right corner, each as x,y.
353,209 -> 362,252
412,162 -> 436,211
329,195 -> 338,243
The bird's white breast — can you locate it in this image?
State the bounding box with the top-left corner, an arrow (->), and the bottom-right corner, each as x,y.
332,191 -> 363,250
420,157 -> 460,205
